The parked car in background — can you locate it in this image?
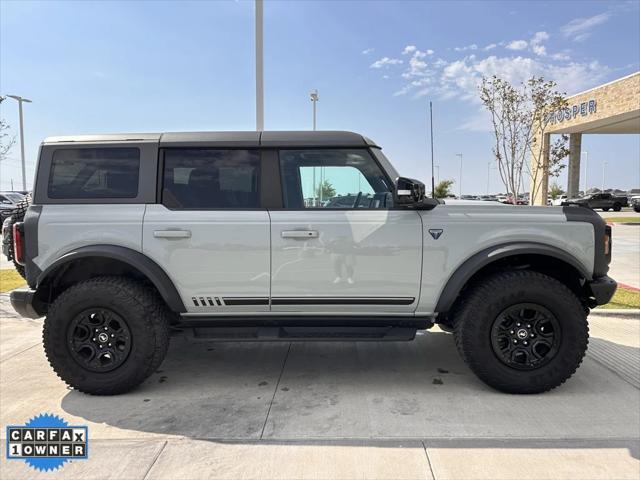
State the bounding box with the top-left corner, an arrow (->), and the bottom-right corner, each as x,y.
552,195 -> 568,206
562,193 -> 628,211
631,196 -> 640,213
0,191 -> 25,222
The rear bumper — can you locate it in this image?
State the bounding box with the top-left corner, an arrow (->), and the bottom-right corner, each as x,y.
588,275 -> 618,306
9,289 -> 42,319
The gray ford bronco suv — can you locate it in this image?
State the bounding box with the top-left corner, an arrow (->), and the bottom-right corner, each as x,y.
9,131 -> 617,395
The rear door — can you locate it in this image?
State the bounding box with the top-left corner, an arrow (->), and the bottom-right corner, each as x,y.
143,148 -> 271,314
269,148 -> 423,314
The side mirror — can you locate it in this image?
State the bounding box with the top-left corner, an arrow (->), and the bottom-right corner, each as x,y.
394,177 -> 438,210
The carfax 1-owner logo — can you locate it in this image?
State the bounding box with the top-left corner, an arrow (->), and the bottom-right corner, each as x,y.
6,413 -> 88,472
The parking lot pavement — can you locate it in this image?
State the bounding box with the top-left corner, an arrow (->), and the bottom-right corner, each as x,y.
1,301 -> 639,480
607,224 -> 640,289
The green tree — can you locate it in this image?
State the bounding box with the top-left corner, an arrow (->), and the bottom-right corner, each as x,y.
549,182 -> 564,200
433,179 -> 455,199
316,180 -> 336,200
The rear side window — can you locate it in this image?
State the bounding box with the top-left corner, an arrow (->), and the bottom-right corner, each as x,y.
48,148 -> 140,199
162,149 -> 260,209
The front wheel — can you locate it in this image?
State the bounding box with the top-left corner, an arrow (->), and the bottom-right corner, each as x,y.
43,277 -> 170,395
451,270 -> 588,394
602,208 -> 610,212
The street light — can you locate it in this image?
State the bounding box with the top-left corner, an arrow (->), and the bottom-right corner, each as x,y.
5,94 -> 32,190
310,90 -> 319,131
456,153 -> 463,198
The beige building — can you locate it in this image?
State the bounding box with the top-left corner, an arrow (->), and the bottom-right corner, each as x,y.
530,71 -> 640,205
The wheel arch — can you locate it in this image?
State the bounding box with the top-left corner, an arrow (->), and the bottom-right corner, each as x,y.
434,242 -> 591,316
34,245 -> 186,314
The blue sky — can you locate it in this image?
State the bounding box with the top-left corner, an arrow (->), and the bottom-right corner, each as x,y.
1,0 -> 639,194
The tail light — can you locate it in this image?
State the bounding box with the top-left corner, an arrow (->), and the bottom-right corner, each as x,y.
604,225 -> 612,259
13,223 -> 25,266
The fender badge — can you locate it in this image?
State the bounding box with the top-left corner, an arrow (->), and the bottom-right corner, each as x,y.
429,229 -> 443,240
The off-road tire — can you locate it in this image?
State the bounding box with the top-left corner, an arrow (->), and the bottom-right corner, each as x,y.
451,270 -> 588,394
43,276 -> 170,395
3,193 -> 32,278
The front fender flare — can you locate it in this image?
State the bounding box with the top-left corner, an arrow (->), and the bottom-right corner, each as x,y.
434,242 -> 591,314
37,245 -> 186,313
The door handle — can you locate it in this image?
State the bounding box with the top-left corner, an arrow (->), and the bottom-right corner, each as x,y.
281,230 -> 318,239
154,229 -> 191,239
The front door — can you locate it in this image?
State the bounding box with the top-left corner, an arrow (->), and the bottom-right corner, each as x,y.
269,148 -> 423,314
143,148 -> 270,314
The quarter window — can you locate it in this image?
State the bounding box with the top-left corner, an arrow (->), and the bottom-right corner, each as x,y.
162,149 -> 260,209
279,149 -> 393,209
48,148 -> 140,199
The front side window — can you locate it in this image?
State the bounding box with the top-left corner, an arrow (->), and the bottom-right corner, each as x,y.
48,148 -> 140,199
279,149 -> 393,209
162,149 -> 260,209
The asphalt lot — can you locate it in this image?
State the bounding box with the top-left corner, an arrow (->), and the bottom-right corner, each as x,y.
0,294 -> 638,479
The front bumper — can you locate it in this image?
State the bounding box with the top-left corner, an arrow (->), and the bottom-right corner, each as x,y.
10,289 -> 43,319
587,275 -> 618,306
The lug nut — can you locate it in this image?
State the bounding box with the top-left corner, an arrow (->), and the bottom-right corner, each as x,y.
527,324 -> 531,328
510,330 -> 514,334
523,341 -> 528,345
92,338 -> 96,341
513,339 -> 518,344
517,323 -> 521,327
111,334 -> 115,338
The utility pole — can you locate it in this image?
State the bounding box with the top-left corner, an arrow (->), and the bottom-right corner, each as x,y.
255,0 -> 264,131
6,95 -> 32,190
487,161 -> 492,195
456,153 -> 463,198
429,101 -> 435,198
310,90 -> 319,130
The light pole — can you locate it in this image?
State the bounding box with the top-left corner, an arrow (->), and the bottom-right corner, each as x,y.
583,151 -> 589,194
602,161 -> 607,191
310,90 -> 319,130
255,0 -> 264,131
487,161 -> 492,195
456,153 -> 463,198
6,95 -> 32,190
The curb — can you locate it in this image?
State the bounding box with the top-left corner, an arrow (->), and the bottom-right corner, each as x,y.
590,309 -> 640,318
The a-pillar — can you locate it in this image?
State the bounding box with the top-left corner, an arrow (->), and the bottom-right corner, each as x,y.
567,133 -> 582,198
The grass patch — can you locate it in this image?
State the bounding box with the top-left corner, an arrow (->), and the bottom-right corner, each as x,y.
0,269 -> 26,293
604,217 -> 640,224
596,286 -> 640,309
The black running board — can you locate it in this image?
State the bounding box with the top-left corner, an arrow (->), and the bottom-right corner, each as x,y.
182,326 -> 418,342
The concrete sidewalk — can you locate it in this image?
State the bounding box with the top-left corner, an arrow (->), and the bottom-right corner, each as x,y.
1,299 -> 639,479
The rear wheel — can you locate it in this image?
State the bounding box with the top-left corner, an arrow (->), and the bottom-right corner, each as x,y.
613,203 -> 622,212
602,208 -> 610,212
451,270 -> 588,394
43,277 -> 170,395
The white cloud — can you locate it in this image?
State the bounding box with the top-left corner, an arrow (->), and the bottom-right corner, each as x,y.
426,49 -> 435,55
483,43 -> 498,51
370,57 -> 403,69
454,44 -> 478,52
402,45 -> 416,55
551,51 -> 571,61
506,40 -> 528,50
531,31 -> 550,44
532,44 -> 547,56
362,48 -> 374,55
561,12 -> 610,41
530,31 -> 549,56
